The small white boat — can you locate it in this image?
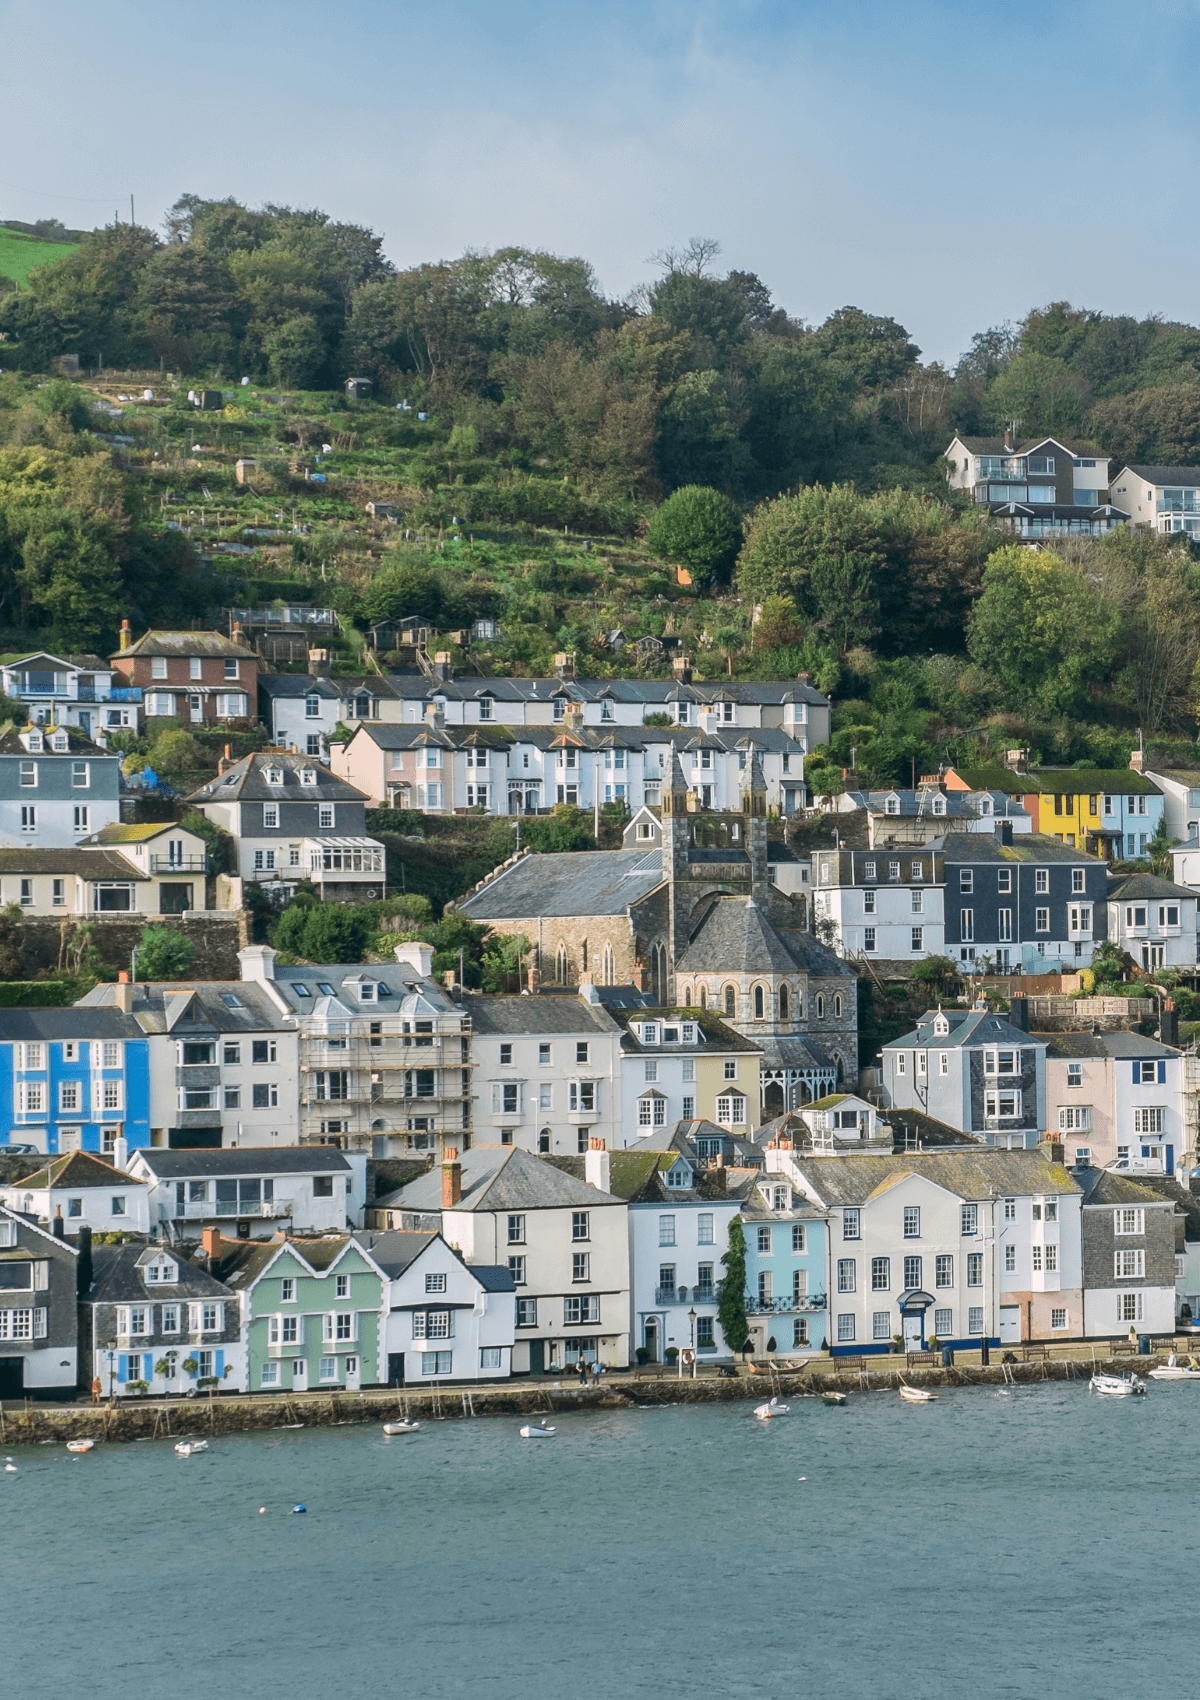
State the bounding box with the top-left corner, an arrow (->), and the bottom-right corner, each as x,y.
754,1397 -> 790,1419
383,1419 -> 420,1435
899,1382 -> 938,1403
174,1440 -> 208,1457
822,1391 -> 847,1406
519,1422 -> 557,1438
1147,1354 -> 1200,1381
66,1439 -> 95,1454
1089,1373 -> 1146,1396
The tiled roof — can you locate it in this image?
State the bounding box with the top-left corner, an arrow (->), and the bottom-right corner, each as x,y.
112,630 -> 256,660
79,981 -> 293,1035
1073,1168 -> 1177,1207
461,995 -> 622,1037
0,849 -> 144,878
792,1150 -> 1081,1206
382,1146 -> 620,1212
1121,465 -> 1200,487
7,1151 -> 145,1192
1108,872 -> 1194,902
89,1240 -> 235,1304
611,1008 -> 761,1053
187,751 -> 370,804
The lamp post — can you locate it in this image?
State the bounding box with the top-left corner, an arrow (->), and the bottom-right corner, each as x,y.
107,1349 -> 116,1401
688,1307 -> 696,1379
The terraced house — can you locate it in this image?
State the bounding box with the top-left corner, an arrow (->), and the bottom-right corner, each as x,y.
0,1200 -> 80,1399
86,1237 -> 244,1398
946,762 -> 1163,862
214,1231 -> 386,1393
110,623 -> 258,725
0,1008 -> 151,1157
0,722 -> 120,849
882,1007 -> 1047,1149
939,830 -> 1109,971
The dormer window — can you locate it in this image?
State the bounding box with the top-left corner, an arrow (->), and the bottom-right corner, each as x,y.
267,767 -> 284,786
665,1164 -> 689,1188
53,732 -> 68,752
641,1024 -> 659,1045
26,732 -> 42,753
300,768 -> 317,786
932,797 -> 945,815
933,1015 -> 950,1037
979,797 -> 992,816
478,696 -> 493,721
662,1026 -> 680,1044
886,796 -> 900,816
358,983 -> 375,1002
681,1023 -> 696,1044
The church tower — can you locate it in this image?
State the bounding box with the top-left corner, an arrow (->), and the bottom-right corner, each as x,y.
741,745 -> 769,900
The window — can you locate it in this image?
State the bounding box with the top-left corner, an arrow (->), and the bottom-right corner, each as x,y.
929,1254 -> 952,1288
837,1314 -> 856,1342
967,1253 -> 983,1286
421,1351 -> 453,1377
1115,1208 -> 1144,1236
564,1295 -> 600,1324
960,910 -> 974,943
1003,1198 -> 1015,1220
507,1214 -> 525,1244
19,761 -> 36,787
997,908 -> 1012,943
71,761 -> 89,789
1119,1292 -> 1143,1324
572,1253 -> 590,1282
871,1256 -> 890,1291
903,1207 -> 920,1239
865,927 -> 877,953
698,1213 -> 714,1245
756,1225 -> 772,1254
659,1215 -> 676,1246
959,870 -> 973,893
1032,1244 -> 1043,1273
1035,908 -> 1050,933
716,1095 -> 746,1126
985,1089 -> 1022,1120
837,1259 -> 856,1293
20,805 -> 36,833
516,1297 -> 537,1328
872,1312 -> 890,1341
1115,1249 -> 1145,1279
903,1255 -> 922,1289
572,1211 -> 590,1241
1058,1106 -> 1090,1132
842,1208 -> 860,1240
508,1256 -> 526,1285
1134,1107 -> 1164,1134
997,869 -> 1011,893
318,805 -> 335,830
968,1307 -> 984,1335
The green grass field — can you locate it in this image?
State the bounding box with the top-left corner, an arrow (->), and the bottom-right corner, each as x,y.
0,228 -> 77,286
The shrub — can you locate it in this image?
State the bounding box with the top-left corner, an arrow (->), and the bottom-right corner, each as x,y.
646,485 -> 742,581
271,901 -> 373,963
133,926 -> 198,980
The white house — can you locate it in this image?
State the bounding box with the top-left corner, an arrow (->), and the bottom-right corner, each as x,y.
462,991 -> 624,1156
788,1149 -> 1084,1348
87,1239 -> 246,1398
0,650 -> 141,736
1109,465 -> 1200,537
369,1144 -> 631,1371
126,1146 -> 366,1240
1041,1031 -> 1185,1174
0,1150 -> 150,1237
1106,873 -> 1198,971
811,846 -> 946,962
356,1229 -> 516,1385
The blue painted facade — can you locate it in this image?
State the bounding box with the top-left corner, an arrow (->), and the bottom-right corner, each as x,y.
0,1012 -> 151,1156
940,832 -> 1109,973
741,1195 -> 828,1355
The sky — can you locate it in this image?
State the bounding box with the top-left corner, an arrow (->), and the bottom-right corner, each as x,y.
1,0 -> 1198,365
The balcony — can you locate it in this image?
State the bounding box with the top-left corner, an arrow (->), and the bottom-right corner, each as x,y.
110,687 -> 142,702
745,1294 -> 827,1314
176,1199 -> 293,1220
653,1285 -> 718,1306
150,855 -> 208,874
1158,497 -> 1200,514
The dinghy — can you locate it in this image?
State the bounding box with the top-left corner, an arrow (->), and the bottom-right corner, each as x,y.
822,1390 -> 847,1406
1089,1373 -> 1146,1396
754,1397 -> 790,1419
66,1439 -> 95,1454
519,1422 -> 556,1438
1147,1354 -> 1200,1381
174,1440 -> 208,1456
383,1419 -> 420,1435
898,1382 -> 937,1403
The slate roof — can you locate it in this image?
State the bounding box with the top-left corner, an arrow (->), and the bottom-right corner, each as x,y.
547,1149 -> 759,1205
112,629 -> 256,660
791,1149 -> 1080,1206
462,995 -> 622,1037
266,963 -> 457,1016
0,849 -> 144,879
380,1146 -> 620,1211
258,675 -> 343,701
1037,1030 -> 1179,1060
844,789 -> 1027,820
0,1008 -> 146,1041
933,832 -> 1105,866
345,723 -> 807,756
1120,465 -> 1200,488
381,675 -> 831,708
621,1118 -> 765,1168
1104,1172 -> 1200,1241
131,1147 -> 351,1178
952,767 -> 1160,797
0,724 -> 112,755
187,751 -> 370,804
82,822 -> 192,845
1108,872 -> 1195,902
352,1228 -> 515,1290
610,1007 -> 760,1054
90,1240 -> 234,1303
79,980 -> 292,1035
1072,1168 -> 1176,1207
675,896 -> 853,980
887,1009 -> 1042,1050
457,848 -> 663,920
7,1152 -> 145,1192
952,433 -> 1089,457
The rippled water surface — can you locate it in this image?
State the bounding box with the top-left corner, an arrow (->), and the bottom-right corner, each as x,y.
2,1382 -> 1194,1698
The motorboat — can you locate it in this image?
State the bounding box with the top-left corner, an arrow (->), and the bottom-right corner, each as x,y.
754,1397 -> 790,1419
66,1439 -> 95,1454
898,1382 -> 937,1403
1147,1355 -> 1200,1381
174,1440 -> 208,1456
383,1419 -> 420,1435
822,1391 -> 847,1406
519,1423 -> 556,1438
1089,1373 -> 1146,1396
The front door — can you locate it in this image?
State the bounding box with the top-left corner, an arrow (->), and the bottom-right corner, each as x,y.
77,711 -> 90,737
387,1352 -> 405,1388
345,1357 -> 361,1391
999,1306 -> 1021,1343
644,1317 -> 659,1363
903,1313 -> 923,1350
291,1358 -> 308,1392
0,1357 -> 24,1400
189,693 -> 203,723
528,1339 -> 545,1376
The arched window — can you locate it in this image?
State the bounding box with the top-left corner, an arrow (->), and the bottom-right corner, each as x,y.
680,985 -> 692,1007
653,943 -> 667,1004
581,939 -> 588,973
724,985 -> 736,1017
538,1128 -> 552,1154
816,994 -> 825,1018
754,984 -> 765,1020
778,983 -> 789,1019
832,1051 -> 845,1083
834,994 -> 843,1018
602,942 -> 615,986
555,942 -> 569,983
699,984 -> 708,1010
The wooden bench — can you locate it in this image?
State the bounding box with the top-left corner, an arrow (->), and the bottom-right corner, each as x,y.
906,1351 -> 938,1369
1111,1340 -> 1135,1355
633,1361 -> 665,1380
833,1355 -> 865,1373
1021,1345 -> 1049,1362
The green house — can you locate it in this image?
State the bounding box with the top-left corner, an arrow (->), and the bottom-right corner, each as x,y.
216,1233 -> 385,1394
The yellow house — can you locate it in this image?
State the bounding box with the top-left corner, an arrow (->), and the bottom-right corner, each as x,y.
947,766 -> 1163,861
614,1008 -> 764,1138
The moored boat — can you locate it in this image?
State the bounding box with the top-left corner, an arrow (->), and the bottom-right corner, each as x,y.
520,1423 -> 556,1438
383,1419 -> 420,1435
1089,1373 -> 1146,1396
822,1391 -> 847,1406
754,1397 -> 789,1419
174,1439 -> 208,1456
898,1382 -> 937,1403
66,1439 -> 96,1453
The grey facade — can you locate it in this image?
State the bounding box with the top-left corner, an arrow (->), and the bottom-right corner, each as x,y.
0,1202 -> 79,1395
0,723 -> 121,850
882,1008 -> 1047,1148
1076,1168 -> 1177,1336
939,830 -> 1109,971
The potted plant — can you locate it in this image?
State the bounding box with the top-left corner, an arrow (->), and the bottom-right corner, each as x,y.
926,1335 -> 940,1353
635,1346 -> 651,1365
665,1347 -> 679,1365
182,1356 -> 200,1378
127,1379 -> 150,1395
892,1334 -> 905,1355
154,1358 -> 174,1381
197,1377 -> 220,1391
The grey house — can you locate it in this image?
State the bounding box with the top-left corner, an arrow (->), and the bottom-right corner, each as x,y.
1075,1168 -> 1177,1337
881,1007 -> 1047,1148
0,722 -> 121,849
0,1200 -> 79,1397
187,751 -> 385,901
938,829 -> 1109,973
84,1238 -> 243,1397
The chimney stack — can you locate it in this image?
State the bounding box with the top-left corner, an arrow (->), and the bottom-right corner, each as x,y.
584,1137 -> 611,1195
217,743 -> 233,776
52,1205 -> 65,1239
1004,422 -> 1016,452
113,979 -> 134,1013
201,1227 -> 222,1261
1129,748 -> 1145,774
119,618 -> 132,651
1161,1001 -> 1179,1048
1008,995 -> 1028,1033
527,957 -> 540,995
442,1149 -> 462,1209
232,621 -> 244,645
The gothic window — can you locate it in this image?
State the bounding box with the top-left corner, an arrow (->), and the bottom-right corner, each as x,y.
754,985 -> 765,1019
555,942 -> 569,983
778,983 -> 789,1019
602,942 -> 615,986
699,985 -> 708,1010
834,994 -> 843,1018
724,985 -> 736,1017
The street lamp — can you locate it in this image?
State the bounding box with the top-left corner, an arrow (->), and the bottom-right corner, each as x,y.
688,1307 -> 697,1379
107,1349 -> 116,1400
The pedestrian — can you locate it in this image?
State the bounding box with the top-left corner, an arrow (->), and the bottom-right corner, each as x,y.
90,1376 -> 103,1406
576,1354 -> 587,1385
590,1360 -> 602,1386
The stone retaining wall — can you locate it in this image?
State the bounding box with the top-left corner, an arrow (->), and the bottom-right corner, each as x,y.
14,913 -> 245,980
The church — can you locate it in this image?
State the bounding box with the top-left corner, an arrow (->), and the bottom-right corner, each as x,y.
455,751 -> 859,1113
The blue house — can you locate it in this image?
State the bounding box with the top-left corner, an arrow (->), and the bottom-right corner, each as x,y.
741,1174 -> 828,1356
0,1010 -> 151,1157
0,723 -> 122,849
881,1006 -> 1047,1149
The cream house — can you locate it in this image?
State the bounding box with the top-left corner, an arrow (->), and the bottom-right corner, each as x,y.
1109,465 -> 1200,536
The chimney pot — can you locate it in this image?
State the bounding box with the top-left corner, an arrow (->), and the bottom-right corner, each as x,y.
201,1227 -> 222,1260
442,1152 -> 462,1209
118,970 -> 129,984
53,1206 -> 65,1239
119,619 -> 132,651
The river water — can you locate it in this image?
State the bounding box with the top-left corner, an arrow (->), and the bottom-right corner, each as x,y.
2,1382 -> 1191,1698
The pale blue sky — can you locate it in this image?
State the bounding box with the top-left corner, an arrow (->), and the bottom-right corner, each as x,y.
2,0 -> 1198,363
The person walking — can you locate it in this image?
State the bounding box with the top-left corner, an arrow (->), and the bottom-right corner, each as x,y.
590,1360 -> 602,1386
575,1354 -> 587,1385
90,1375 -> 103,1406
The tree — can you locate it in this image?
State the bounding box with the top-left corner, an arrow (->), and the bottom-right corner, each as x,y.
179,810 -> 232,877
809,550 -> 880,652
646,485 -> 742,580
271,901 -> 373,963
967,546 -> 1120,715
134,926 -> 197,980
0,905 -> 23,979
146,729 -> 204,778
752,595 -> 804,650
718,1217 -> 750,1354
